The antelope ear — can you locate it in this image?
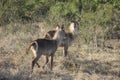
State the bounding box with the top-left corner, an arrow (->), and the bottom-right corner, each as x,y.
56,24 -> 60,30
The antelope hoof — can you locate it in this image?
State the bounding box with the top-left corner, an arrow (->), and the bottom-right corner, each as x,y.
38,65 -> 40,68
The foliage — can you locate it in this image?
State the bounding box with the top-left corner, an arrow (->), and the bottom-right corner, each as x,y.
0,0 -> 119,23
0,0 -> 120,46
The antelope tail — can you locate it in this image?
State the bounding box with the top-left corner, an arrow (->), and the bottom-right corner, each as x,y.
26,41 -> 38,54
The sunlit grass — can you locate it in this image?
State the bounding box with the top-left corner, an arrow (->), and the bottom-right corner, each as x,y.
0,23 -> 120,80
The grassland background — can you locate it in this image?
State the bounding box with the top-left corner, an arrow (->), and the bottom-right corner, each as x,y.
0,0 -> 120,80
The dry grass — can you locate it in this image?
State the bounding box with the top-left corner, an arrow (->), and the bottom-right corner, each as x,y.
0,23 -> 120,80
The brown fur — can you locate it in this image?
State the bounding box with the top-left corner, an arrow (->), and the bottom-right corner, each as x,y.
44,20 -> 79,56
45,30 -> 56,39
44,24 -> 61,39
26,26 -> 66,72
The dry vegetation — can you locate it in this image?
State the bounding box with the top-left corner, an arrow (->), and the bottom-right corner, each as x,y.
0,22 -> 120,80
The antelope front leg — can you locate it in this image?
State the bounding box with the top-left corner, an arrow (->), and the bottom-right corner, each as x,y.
64,46 -> 68,57
50,55 -> 54,70
42,55 -> 49,69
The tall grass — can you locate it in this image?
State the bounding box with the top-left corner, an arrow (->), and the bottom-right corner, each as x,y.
0,22 -> 120,80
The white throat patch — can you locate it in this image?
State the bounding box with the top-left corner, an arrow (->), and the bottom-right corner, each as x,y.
68,23 -> 75,34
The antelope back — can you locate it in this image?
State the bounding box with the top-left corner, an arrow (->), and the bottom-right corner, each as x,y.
44,24 -> 61,39
53,25 -> 66,45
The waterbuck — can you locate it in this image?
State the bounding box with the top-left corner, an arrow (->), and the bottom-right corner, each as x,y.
26,26 -> 66,72
44,20 -> 79,56
44,24 -> 61,39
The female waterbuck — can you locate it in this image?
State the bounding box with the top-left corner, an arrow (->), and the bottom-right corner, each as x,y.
26,26 -> 66,72
44,24 -> 61,39
44,20 -> 80,56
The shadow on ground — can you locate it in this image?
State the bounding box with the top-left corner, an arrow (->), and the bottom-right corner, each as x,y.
62,57 -> 120,78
